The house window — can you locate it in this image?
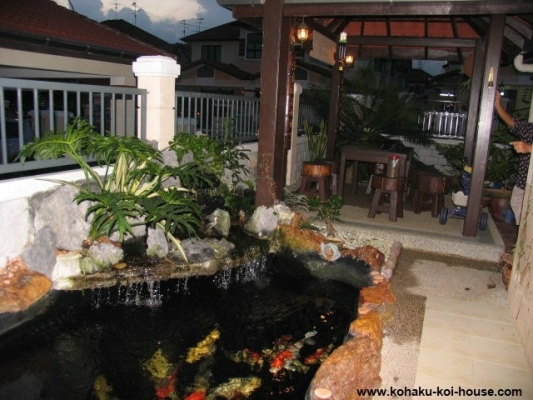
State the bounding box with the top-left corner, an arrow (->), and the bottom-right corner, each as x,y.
201,45 -> 221,62
295,67 -> 308,81
246,33 -> 262,59
239,38 -> 245,57
197,65 -> 214,78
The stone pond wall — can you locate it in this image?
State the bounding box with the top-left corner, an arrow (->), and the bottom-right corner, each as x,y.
0,185 -> 403,399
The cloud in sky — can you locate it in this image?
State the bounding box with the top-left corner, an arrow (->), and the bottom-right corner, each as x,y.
52,0 -> 234,43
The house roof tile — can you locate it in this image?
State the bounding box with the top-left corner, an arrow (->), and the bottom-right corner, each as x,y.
184,59 -> 260,80
181,21 -> 256,42
0,0 -> 172,59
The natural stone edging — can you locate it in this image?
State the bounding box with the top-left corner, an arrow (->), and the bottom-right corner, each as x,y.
0,258 -> 52,315
307,241 -> 402,400
2,206 -> 402,400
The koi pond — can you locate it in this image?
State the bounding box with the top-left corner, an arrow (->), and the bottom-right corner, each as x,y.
0,253 -> 371,400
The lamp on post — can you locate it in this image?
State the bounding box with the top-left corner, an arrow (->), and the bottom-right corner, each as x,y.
336,32 -> 354,70
344,54 -> 354,67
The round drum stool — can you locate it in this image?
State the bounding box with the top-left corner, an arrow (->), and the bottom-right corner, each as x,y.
299,162 -> 333,202
367,175 -> 407,222
413,173 -> 447,218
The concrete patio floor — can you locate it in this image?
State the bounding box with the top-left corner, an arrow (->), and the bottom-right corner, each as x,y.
330,183 -> 533,399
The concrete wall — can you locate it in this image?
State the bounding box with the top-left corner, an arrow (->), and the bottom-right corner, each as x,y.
507,86 -> 533,371
392,137 -> 463,175
0,168 -> 106,269
0,48 -> 136,86
508,138 -> 533,372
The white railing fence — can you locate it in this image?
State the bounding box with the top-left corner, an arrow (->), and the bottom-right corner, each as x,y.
0,78 -> 146,176
176,91 -> 260,142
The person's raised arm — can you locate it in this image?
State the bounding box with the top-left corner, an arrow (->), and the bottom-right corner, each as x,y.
494,91 -> 515,129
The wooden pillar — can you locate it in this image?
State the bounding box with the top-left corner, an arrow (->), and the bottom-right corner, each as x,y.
326,62 -> 343,160
255,0 -> 292,206
464,15 -> 505,237
463,40 -> 484,165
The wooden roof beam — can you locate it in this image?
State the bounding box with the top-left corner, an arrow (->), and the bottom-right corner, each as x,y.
345,36 -> 476,47
451,17 -> 465,63
231,2 -> 533,19
424,17 -> 429,59
466,16 -> 523,64
283,2 -> 533,17
386,18 -> 392,59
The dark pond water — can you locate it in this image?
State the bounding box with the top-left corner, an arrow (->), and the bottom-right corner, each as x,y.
0,255 -> 368,400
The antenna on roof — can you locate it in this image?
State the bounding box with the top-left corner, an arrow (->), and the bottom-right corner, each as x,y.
182,19 -> 202,36
67,0 -> 75,11
197,18 -> 204,33
132,2 -> 137,26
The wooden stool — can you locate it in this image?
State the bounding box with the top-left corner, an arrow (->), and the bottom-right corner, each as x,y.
299,175 -> 332,202
367,175 -> 407,222
407,170 -> 434,204
413,173 -> 446,217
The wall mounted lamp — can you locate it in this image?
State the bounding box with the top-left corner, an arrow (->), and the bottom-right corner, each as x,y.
499,82 -> 505,96
293,19 -> 310,58
296,20 -> 310,44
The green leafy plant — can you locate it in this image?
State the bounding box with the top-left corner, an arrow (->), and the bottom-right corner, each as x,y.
300,65 -> 427,150
486,126 -> 519,191
170,131 -> 250,190
18,118 -> 202,261
339,65 -> 421,145
308,195 -> 344,236
435,141 -> 465,176
282,187 -> 310,211
169,131 -> 252,220
303,119 -> 327,162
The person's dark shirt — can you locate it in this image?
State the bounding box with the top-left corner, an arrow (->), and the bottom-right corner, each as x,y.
510,119 -> 533,190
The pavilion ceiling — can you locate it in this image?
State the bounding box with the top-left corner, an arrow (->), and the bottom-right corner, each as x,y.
224,1 -> 533,66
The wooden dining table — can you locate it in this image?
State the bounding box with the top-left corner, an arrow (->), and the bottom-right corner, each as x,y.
337,144 -> 412,198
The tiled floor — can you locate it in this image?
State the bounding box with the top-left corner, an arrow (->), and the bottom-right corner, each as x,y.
414,206 -> 532,398
326,182 -> 531,397
415,296 -> 533,399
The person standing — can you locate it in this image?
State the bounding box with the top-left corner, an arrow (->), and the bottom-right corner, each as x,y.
494,92 -> 533,224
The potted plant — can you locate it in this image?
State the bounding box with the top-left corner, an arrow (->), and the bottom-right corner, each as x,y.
301,119 -> 330,176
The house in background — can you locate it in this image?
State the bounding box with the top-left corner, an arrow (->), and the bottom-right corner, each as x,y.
101,19 -> 191,68
178,20 -> 333,96
0,0 -> 173,86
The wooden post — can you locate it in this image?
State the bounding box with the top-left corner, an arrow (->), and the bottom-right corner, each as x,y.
463,15 -> 505,237
463,40 -> 484,165
326,61 -> 343,160
255,0 -> 292,206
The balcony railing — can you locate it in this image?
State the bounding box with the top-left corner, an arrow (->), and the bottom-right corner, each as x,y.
0,78 -> 146,176
418,110 -> 467,139
417,99 -> 468,139
176,91 -> 260,142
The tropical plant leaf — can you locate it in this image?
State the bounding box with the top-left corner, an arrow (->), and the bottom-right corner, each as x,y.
138,188 -> 201,237
18,117 -> 104,188
75,190 -> 141,241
